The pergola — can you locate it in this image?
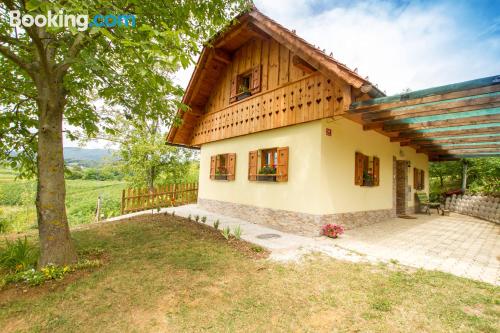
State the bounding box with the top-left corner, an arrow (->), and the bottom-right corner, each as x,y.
347,75 -> 500,161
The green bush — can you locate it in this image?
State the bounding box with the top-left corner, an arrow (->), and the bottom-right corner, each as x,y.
3,259 -> 102,287
0,237 -> 37,272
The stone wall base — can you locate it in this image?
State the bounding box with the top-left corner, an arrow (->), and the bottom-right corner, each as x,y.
198,198 -> 395,236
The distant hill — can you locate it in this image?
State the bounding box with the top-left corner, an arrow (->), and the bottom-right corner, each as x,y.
64,147 -> 116,167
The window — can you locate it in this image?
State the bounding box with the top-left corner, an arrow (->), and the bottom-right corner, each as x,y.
354,152 -> 379,187
210,153 -> 236,181
229,65 -> 261,103
248,147 -> 288,182
414,168 -> 425,190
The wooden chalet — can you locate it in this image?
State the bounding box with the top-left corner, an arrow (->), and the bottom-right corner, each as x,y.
167,7 -> 500,235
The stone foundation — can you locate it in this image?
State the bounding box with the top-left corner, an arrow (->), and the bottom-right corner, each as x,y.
198,198 -> 395,236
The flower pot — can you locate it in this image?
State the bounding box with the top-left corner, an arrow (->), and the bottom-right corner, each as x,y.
215,175 -> 228,180
257,175 -> 276,182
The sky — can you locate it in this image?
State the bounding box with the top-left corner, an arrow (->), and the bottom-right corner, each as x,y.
69,0 -> 500,149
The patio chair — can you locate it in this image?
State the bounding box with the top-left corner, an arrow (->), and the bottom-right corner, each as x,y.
415,192 -> 441,215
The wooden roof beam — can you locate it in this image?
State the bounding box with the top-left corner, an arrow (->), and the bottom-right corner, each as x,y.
394,127 -> 500,140
427,147 -> 500,155
350,84 -> 500,114
212,48 -> 232,64
401,135 -> 500,146
383,115 -> 500,133
292,55 -> 317,74
361,96 -> 500,123
417,144 -> 500,153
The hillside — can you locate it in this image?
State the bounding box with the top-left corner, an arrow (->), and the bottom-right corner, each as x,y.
63,147 -> 116,167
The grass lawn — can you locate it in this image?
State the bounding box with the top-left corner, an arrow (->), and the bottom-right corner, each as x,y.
0,214 -> 498,332
0,168 -> 125,232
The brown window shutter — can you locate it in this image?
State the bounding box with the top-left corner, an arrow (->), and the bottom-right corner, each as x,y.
413,168 -> 418,189
210,156 -> 216,180
420,170 -> 425,190
373,156 -> 380,186
230,76 -> 238,103
276,147 -> 289,182
354,152 -> 364,185
248,150 -> 258,181
250,65 -> 261,94
227,153 -> 236,181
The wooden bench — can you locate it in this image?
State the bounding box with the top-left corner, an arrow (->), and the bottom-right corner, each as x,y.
415,192 -> 441,215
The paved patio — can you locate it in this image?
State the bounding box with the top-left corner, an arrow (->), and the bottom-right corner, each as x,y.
108,205 -> 499,285
334,213 -> 499,285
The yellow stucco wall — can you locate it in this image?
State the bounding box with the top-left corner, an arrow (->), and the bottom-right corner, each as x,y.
199,118 -> 429,215
319,118 -> 428,213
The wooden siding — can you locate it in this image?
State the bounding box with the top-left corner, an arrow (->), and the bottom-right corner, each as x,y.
190,72 -> 350,145
205,37 -> 311,115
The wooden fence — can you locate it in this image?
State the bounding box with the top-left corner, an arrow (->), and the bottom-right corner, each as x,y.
121,183 -> 198,214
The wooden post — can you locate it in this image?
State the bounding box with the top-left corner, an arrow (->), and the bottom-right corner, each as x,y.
121,189 -> 125,215
461,160 -> 468,192
95,196 -> 101,222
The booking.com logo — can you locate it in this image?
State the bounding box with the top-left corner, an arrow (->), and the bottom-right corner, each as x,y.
9,10 -> 136,32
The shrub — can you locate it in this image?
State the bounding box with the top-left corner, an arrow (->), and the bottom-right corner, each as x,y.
3,259 -> 103,287
221,226 -> 231,240
0,237 -> 37,272
321,224 -> 344,238
201,216 -> 207,223
195,215 -> 200,222
251,245 -> 263,253
213,220 -> 220,230
233,225 -> 242,239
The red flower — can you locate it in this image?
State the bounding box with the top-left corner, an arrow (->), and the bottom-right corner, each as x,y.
321,224 -> 344,238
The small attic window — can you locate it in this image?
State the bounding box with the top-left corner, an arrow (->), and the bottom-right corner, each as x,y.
239,74 -> 251,92
236,71 -> 252,101
230,65 -> 261,103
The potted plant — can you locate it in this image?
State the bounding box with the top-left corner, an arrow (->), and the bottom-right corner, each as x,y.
321,224 -> 344,238
215,168 -> 227,180
363,171 -> 373,186
257,166 -> 276,181
236,85 -> 251,101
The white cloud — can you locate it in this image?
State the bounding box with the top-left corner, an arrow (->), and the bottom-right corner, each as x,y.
254,0 -> 500,94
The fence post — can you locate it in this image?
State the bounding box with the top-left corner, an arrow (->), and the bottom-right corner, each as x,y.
95,195 -> 101,222
121,189 -> 125,215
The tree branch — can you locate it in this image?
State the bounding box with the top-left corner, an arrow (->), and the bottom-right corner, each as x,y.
0,33 -> 30,51
0,84 -> 37,100
0,44 -> 35,76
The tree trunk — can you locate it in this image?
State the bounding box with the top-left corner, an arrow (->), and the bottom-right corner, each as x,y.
35,75 -> 77,267
148,165 -> 156,191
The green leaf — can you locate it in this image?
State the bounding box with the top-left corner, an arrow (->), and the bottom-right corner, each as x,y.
25,0 -> 42,11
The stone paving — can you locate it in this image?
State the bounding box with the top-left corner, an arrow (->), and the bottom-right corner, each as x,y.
334,213 -> 499,285
107,206 -> 499,285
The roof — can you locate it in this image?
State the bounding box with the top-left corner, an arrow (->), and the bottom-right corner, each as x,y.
167,6 -> 383,146
348,75 -> 500,161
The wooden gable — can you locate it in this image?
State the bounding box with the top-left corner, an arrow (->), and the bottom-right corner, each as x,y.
167,7 -> 381,147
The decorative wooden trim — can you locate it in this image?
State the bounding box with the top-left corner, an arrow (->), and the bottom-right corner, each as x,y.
276,146 -> 289,182
191,73 -> 343,145
210,156 -> 216,180
227,153 -> 236,181
248,150 -> 258,181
